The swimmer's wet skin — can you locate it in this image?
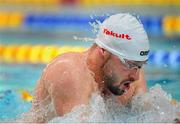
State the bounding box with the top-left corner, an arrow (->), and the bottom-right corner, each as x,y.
26,13 -> 179,123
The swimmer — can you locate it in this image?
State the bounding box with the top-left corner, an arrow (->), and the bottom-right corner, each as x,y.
30,13 -> 150,122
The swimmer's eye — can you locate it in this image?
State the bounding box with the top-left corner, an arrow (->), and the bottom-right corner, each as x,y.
120,58 -> 147,70
125,62 -> 142,69
128,62 -> 143,69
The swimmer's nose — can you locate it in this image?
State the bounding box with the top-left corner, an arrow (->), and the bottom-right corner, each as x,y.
129,68 -> 140,81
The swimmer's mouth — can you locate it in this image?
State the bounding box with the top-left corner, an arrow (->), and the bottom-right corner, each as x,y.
108,81 -> 132,96
121,81 -> 131,92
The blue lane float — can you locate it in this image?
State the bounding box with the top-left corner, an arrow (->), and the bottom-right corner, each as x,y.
169,51 -> 180,68
140,16 -> 162,36
24,14 -> 96,29
149,51 -> 180,68
24,14 -> 163,35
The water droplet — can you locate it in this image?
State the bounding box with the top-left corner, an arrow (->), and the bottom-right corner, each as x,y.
163,64 -> 168,68
160,112 -> 165,115
163,80 -> 167,84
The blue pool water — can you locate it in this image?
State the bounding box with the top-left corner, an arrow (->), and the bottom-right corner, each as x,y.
0,63 -> 179,121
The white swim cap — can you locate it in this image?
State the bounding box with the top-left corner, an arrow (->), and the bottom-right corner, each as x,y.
95,13 -> 150,61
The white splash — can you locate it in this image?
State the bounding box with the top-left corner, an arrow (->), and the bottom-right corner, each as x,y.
88,19 -> 102,34
73,36 -> 94,42
73,15 -> 103,42
48,84 -> 180,123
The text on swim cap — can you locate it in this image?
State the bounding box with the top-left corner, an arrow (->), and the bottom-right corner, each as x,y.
140,50 -> 149,56
103,28 -> 132,40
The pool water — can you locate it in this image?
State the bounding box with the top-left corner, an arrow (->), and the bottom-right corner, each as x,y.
0,63 -> 180,122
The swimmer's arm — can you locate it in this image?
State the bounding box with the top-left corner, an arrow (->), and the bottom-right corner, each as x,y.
45,62 -> 76,116
30,61 -> 86,122
51,73 -> 90,116
48,63 -> 90,117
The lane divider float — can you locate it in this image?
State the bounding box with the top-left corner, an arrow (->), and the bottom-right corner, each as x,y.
0,44 -> 179,68
0,44 -> 87,64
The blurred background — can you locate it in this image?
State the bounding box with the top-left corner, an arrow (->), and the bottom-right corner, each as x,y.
0,0 -> 180,120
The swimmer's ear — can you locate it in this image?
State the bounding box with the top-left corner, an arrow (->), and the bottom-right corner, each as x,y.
99,48 -> 111,61
99,48 -> 105,54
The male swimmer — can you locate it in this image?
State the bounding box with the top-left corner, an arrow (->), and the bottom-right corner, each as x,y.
30,13 -> 150,122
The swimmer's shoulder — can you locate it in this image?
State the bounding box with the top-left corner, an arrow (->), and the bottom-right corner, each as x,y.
41,52 -> 88,92
51,52 -> 83,64
41,52 -> 85,80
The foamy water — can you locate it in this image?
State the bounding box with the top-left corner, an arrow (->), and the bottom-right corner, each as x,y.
48,84 -> 179,123
1,84 -> 179,123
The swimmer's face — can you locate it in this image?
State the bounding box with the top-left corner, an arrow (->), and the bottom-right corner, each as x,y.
103,55 -> 140,96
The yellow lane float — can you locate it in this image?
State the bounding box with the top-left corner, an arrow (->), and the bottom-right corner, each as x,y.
2,45 -> 18,63
0,44 -> 87,64
15,45 -> 31,63
28,45 -> 45,64
41,46 -> 58,64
